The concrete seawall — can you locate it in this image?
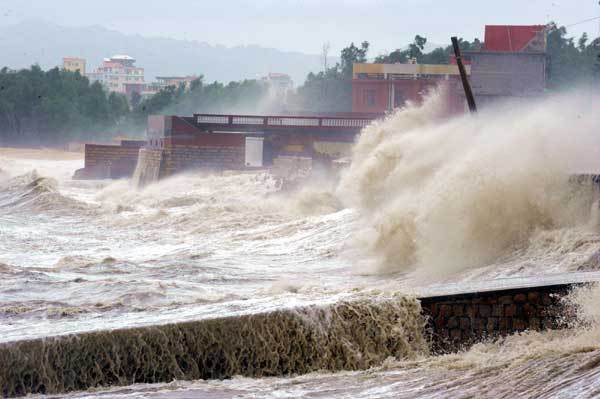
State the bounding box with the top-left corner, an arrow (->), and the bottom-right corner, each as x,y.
0,281 -> 589,397
0,299 -> 424,397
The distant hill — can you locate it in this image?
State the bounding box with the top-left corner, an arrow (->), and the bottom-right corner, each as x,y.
0,19 -> 326,84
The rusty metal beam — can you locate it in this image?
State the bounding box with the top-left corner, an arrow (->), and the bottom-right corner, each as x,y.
451,37 -> 477,113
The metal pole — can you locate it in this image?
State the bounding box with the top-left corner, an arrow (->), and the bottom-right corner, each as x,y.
451,36 -> 477,113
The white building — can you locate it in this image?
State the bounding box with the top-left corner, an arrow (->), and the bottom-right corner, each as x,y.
262,73 -> 293,95
261,73 -> 294,107
87,55 -> 145,95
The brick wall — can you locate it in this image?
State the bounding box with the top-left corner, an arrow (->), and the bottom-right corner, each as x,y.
161,145 -> 245,176
419,284 -> 573,353
77,144 -> 141,179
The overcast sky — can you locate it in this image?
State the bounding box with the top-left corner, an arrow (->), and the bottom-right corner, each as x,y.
1,0 -> 598,55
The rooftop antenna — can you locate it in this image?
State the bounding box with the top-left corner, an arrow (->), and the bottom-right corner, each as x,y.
451,36 -> 477,113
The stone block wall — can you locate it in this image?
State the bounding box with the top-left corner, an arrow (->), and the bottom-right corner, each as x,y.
75,144 -> 141,179
161,145 -> 245,176
419,284 -> 572,353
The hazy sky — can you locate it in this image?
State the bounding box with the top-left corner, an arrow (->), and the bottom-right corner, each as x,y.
1,0 -> 598,55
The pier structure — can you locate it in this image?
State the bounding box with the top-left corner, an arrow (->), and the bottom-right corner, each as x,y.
137,113 -> 379,184
75,112 -> 381,181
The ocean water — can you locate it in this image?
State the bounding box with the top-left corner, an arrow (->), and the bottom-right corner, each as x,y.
3,91 -> 600,397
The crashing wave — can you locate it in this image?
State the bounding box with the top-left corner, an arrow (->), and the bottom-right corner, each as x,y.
0,170 -> 88,212
338,91 -> 600,278
0,296 -> 425,397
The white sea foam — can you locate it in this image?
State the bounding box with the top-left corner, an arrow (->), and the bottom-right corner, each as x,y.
339,90 -> 600,279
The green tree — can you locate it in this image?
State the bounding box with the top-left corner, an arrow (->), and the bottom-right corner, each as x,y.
340,41 -> 370,78
289,68 -> 351,112
408,35 -> 427,59
375,36 -> 482,65
0,66 -> 128,144
108,92 -> 129,122
130,91 -> 142,108
289,41 -> 371,112
545,22 -> 596,89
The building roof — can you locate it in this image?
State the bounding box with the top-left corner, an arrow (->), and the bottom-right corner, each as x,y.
156,76 -> 197,81
484,25 -> 546,52
111,55 -> 135,61
353,63 -> 470,78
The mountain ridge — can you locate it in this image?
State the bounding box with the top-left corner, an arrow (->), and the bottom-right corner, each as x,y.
0,19 -> 325,84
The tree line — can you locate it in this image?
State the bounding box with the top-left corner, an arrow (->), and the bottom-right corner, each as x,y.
0,22 -> 597,145
0,66 -> 129,145
0,67 -> 275,145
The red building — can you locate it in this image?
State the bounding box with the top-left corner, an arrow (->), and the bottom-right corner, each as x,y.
352,24 -> 547,114
351,62 -> 468,114
483,25 -> 546,52
469,25 -> 547,105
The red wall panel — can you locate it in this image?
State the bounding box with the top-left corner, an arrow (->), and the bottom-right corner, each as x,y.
352,80 -> 390,113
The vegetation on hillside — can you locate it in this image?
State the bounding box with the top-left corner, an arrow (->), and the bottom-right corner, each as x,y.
0,22 -> 598,145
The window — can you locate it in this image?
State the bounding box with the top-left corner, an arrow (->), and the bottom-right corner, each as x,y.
363,89 -> 376,107
394,87 -> 406,108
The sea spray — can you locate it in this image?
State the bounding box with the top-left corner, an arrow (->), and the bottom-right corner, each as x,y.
339,91 -> 600,278
0,296 -> 426,397
5,149 -> 600,397
131,148 -> 163,188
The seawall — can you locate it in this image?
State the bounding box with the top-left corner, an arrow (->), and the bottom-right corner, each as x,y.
73,141 -> 145,179
0,282 -> 586,397
0,298 -> 424,397
420,283 -> 572,353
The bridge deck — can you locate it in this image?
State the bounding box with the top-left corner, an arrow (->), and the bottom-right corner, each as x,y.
192,113 -> 379,134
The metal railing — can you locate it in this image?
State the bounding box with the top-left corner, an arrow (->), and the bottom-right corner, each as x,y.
196,115 -> 229,124
267,117 -> 320,126
232,116 -> 264,125
194,114 -> 375,130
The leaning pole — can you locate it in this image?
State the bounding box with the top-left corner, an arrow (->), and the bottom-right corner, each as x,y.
451,36 -> 477,113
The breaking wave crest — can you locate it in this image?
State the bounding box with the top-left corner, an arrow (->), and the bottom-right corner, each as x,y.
339,91 -> 600,278
0,170 -> 88,212
0,296 -> 425,397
